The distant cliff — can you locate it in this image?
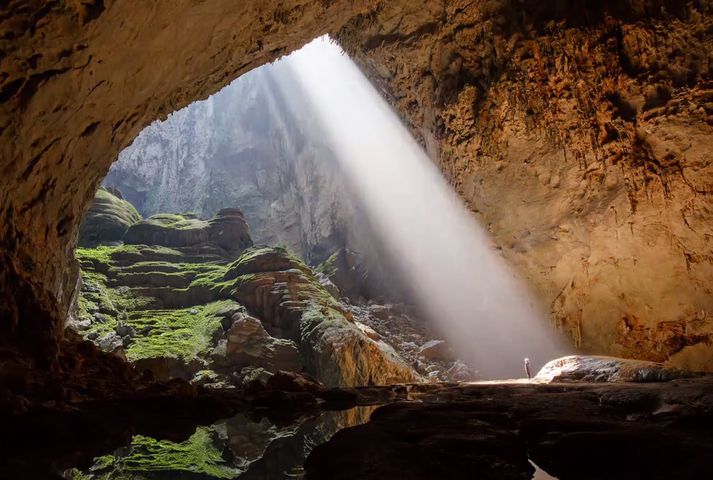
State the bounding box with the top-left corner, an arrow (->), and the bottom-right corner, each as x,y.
106,61 -> 356,264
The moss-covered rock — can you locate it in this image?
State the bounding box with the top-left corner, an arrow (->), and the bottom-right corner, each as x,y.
77,187 -> 141,247
124,209 -> 252,257
72,237 -> 416,387
228,246 -> 417,387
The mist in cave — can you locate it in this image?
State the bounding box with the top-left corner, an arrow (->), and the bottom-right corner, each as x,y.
279,37 -> 568,378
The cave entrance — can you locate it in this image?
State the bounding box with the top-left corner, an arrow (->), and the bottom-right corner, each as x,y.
71,37 -> 564,390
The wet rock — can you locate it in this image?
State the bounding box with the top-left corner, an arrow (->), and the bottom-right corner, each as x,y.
238,366 -> 274,386
190,369 -> 233,389
265,371 -> 325,393
534,355 -> 695,383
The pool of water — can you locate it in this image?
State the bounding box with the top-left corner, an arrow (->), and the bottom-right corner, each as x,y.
62,406 -> 376,479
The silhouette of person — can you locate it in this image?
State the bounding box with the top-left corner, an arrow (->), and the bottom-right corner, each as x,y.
524,357 -> 532,380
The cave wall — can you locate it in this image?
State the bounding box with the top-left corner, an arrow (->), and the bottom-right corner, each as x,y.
336,0 -> 713,369
1,0 -> 712,369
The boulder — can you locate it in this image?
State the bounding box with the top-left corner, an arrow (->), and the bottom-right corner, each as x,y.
226,313 -> 302,372
265,370 -> 324,393
77,187 -> 141,247
534,355 -> 695,383
316,272 -> 340,299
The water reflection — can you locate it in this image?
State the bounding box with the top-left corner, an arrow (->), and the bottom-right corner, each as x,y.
64,406 -> 376,479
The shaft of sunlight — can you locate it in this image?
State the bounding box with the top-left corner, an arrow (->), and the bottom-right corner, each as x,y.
282,36 -> 568,378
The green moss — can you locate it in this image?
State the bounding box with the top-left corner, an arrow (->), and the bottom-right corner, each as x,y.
145,213 -> 208,231
125,301 -> 234,362
299,302 -> 352,351
75,262 -> 154,340
115,271 -> 192,288
225,245 -> 313,278
76,244 -> 141,268
73,427 -> 239,479
315,251 -> 339,277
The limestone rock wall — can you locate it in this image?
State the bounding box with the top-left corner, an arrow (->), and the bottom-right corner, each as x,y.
337,0 -> 713,369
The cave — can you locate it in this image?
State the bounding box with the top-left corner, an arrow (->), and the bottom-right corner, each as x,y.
1,1 -> 713,478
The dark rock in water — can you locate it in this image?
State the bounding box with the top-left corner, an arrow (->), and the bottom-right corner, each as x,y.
124,209 -> 252,256
265,370 -> 325,393
304,377 -> 713,480
77,187 -> 141,247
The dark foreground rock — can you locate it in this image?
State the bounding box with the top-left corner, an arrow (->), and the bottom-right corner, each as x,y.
3,375 -> 713,479
305,376 -> 713,480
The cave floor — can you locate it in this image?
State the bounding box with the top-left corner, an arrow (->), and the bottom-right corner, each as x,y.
2,377 -> 713,479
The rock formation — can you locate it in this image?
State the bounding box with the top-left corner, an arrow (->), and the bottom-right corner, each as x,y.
124,209 -> 253,255
77,187 -> 141,247
533,354 -> 694,383
73,191 -> 416,387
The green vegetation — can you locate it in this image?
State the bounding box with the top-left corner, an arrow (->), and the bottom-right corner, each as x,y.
125,300 -> 236,362
144,213 -> 208,231
76,268 -> 153,338
76,244 -> 140,267
315,251 -> 339,277
69,427 -> 240,479
225,245 -> 313,278
73,234 -> 341,384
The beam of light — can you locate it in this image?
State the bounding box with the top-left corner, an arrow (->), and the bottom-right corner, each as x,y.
279,37 -> 569,379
